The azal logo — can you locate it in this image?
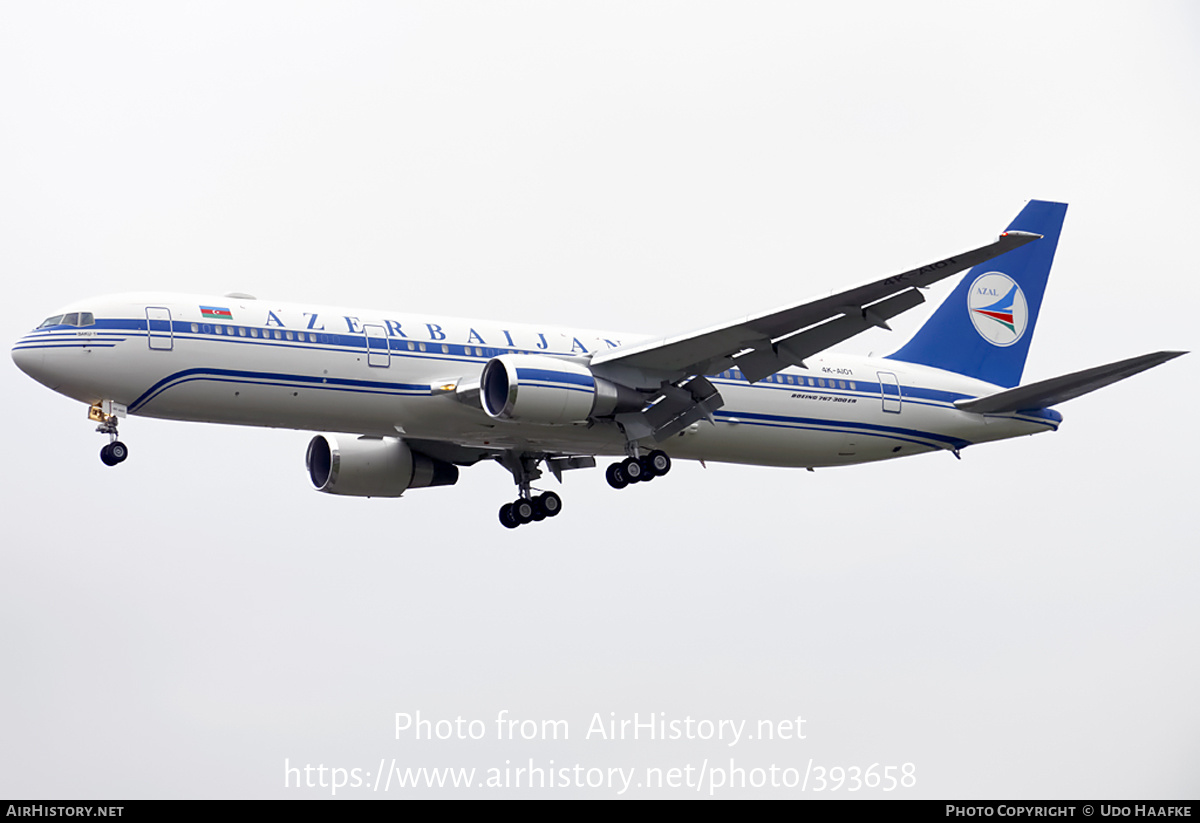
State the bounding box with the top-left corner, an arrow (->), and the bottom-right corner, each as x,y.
967,272 -> 1027,347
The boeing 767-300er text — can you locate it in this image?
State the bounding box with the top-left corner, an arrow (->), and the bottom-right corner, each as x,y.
11,201 -> 1185,528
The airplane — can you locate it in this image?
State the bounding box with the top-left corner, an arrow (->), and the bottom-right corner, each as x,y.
10,200 -> 1185,529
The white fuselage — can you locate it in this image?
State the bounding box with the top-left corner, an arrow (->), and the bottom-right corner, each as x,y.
11,292 -> 1061,469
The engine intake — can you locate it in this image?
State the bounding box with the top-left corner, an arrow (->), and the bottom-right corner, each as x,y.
306,435 -> 458,497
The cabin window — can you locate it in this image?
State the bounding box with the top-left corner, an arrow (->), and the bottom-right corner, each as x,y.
191,323 -> 199,333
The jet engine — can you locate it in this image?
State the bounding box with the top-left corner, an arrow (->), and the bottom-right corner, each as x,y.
480,354 -> 641,424
306,435 -> 458,497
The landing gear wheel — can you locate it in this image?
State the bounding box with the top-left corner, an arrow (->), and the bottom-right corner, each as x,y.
638,456 -> 656,481
499,503 -> 519,529
648,449 -> 670,476
99,440 -> 128,466
606,463 -> 629,489
622,456 -> 645,483
537,491 -> 562,517
513,498 -> 536,524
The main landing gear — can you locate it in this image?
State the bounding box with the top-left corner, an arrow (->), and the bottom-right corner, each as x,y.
492,447 -> 670,528
605,449 -> 671,489
498,491 -> 562,529
497,452 -> 564,530
90,401 -> 129,467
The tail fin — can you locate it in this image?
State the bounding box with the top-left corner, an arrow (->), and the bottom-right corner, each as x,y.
886,200 -> 1068,388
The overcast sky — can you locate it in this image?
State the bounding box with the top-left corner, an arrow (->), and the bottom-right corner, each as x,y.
2,1 -> 1197,799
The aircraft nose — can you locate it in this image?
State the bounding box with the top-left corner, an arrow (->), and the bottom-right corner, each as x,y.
11,339 -> 54,389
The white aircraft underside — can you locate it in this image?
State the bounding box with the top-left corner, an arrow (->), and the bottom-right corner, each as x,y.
11,201 -> 1184,527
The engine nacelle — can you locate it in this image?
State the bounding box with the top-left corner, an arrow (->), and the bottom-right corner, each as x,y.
480,354 -> 639,424
306,435 -> 458,497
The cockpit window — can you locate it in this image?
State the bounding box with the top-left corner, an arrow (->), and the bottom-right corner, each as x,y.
36,312 -> 95,329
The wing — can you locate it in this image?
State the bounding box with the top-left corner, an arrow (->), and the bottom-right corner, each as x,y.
589,230 -> 1041,387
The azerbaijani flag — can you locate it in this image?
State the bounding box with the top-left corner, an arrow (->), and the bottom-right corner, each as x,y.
201,305 -> 233,320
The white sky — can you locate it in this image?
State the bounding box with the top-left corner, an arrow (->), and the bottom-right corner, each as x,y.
2,1 -> 1197,799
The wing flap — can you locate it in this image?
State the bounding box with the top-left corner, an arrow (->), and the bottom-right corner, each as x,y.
954,351 -> 1186,414
615,376 -> 724,442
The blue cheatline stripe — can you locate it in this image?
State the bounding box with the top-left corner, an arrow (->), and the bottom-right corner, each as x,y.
1008,410 -> 1061,429
129,368 -> 428,413
711,377 -> 1069,423
17,337 -> 129,343
19,332 -> 128,341
714,409 -> 977,450
719,417 -> 959,451
12,342 -> 119,350
725,376 -> 981,407
25,319 -> 1071,425
45,317 -> 595,362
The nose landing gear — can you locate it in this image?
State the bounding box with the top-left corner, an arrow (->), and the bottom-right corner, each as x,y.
90,401 -> 129,466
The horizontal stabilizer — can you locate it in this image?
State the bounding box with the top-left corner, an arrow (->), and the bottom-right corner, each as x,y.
954,351 -> 1186,414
